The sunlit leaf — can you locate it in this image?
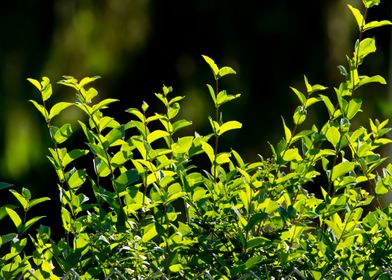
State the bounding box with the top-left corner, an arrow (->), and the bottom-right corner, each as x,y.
290,87 -> 306,105
5,207 -> 22,233
282,117 -> 292,143
346,98 -> 362,119
217,66 -> 236,79
62,149 -> 89,168
348,4 -> 365,30
201,141 -> 215,163
49,102 -> 73,119
147,130 -> 170,144
215,152 -> 231,165
202,55 -> 219,79
29,197 -> 50,209
53,123 -> 73,144
24,216 -> 45,233
364,20 -> 392,32
357,75 -> 386,88
206,84 -> 217,105
218,120 -> 242,136
142,223 -> 157,242
29,99 -> 49,120
331,161 -> 356,181
67,169 -> 87,189
79,76 -> 101,88
9,189 -> 28,211
326,126 -> 340,148
27,78 -> 42,91
283,148 -> 302,162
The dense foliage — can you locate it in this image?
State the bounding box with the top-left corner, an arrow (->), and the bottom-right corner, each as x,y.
1,0 -> 392,279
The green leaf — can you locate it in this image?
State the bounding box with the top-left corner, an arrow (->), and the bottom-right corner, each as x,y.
67,169 -> 87,189
348,4 -> 365,31
92,98 -> 119,114
364,20 -> 392,32
24,216 -> 45,233
202,55 -> 219,79
53,123 -> 73,144
326,126 -> 341,148
304,75 -> 312,93
346,98 -> 362,119
27,78 -> 42,91
147,130 -> 170,144
311,84 -> 328,93
85,87 -> 98,103
105,127 -> 124,147
218,120 -> 242,136
357,75 -> 386,88
62,149 -> 89,168
172,136 -> 193,155
0,182 -> 13,191
9,189 -> 28,211
216,152 -> 231,165
142,223 -> 157,242
375,180 -> 389,195
362,0 -> 380,8
282,117 -> 292,143
29,99 -> 49,120
293,106 -> 306,125
246,237 -> 269,250
169,264 -> 183,273
216,90 -> 241,106
168,102 -> 180,119
356,38 -> 376,62
331,161 -> 356,181
283,148 -> 302,162
126,108 -> 145,122
217,66 -> 236,79
41,82 -> 52,102
173,120 -> 192,133
79,76 -> 101,88
28,197 -> 50,209
201,141 -> 215,163
5,207 -> 22,233
61,207 -> 72,232
290,87 -> 306,105
1,233 -> 18,246
115,169 -> 139,186
206,84 -> 217,105
49,102 -> 73,119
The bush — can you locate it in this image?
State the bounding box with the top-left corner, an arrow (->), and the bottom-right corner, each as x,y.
1,0 -> 392,279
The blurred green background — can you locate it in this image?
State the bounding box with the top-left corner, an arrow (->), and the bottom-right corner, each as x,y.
1,0 -> 391,230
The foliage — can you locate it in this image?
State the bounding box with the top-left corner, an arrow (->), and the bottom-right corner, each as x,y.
1,0 -> 392,279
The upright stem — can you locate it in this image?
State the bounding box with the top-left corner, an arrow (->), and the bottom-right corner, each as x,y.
214,79 -> 219,183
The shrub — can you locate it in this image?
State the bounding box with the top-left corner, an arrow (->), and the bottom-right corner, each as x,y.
1,0 -> 392,279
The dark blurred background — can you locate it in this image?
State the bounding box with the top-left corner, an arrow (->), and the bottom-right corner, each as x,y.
1,0 -> 391,233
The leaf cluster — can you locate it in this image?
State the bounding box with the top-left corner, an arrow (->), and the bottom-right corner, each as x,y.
1,1 -> 392,279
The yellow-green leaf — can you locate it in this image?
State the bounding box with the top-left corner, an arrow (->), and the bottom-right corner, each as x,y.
217,66 -> 236,79
5,207 -> 22,233
331,161 -> 355,181
202,55 -> 219,79
364,20 -> 392,32
218,120 -> 242,136
147,130 -> 170,144
348,4 -> 365,30
142,224 -> 157,242
49,102 -> 73,119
